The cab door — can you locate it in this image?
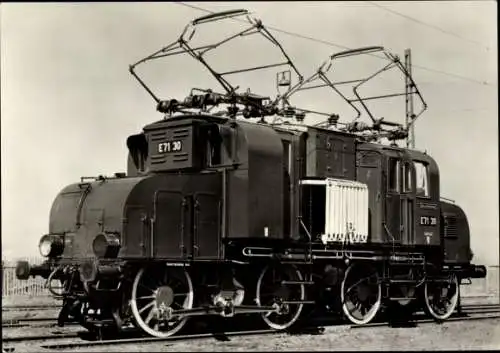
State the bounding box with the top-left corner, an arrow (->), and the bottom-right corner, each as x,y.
400,157 -> 416,245
193,192 -> 221,259
413,159 -> 440,246
153,190 -> 192,259
384,150 -> 416,245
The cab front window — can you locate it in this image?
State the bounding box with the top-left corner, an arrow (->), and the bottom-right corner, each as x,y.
414,161 -> 429,197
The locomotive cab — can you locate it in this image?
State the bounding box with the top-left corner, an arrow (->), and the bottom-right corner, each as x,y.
356,143 -> 441,249
142,115 -> 229,173
127,115 -> 236,176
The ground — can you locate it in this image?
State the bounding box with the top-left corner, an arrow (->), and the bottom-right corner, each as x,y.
5,312 -> 498,352
59,317 -> 500,352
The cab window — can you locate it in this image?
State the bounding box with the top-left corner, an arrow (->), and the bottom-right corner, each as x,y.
414,161 -> 429,197
403,162 -> 412,192
205,125 -> 222,167
388,158 -> 400,192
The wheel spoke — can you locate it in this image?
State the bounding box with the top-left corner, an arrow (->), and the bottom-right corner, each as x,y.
139,300 -> 155,315
145,308 -> 156,325
137,295 -> 156,300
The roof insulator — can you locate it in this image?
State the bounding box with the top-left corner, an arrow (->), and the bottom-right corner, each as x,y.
295,111 -> 305,122
328,114 -> 339,126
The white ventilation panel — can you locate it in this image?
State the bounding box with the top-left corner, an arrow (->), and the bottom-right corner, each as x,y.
301,178 -> 369,245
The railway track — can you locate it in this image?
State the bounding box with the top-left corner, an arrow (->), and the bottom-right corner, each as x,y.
3,331 -> 82,343
2,319 -> 79,329
458,303 -> 500,310
41,328 -> 281,350
14,312 -> 500,351
2,305 -> 61,312
2,315 -> 82,329
350,309 -> 500,329
2,303 -> 499,351
462,303 -> 497,310
351,312 -> 500,329
2,303 -> 498,329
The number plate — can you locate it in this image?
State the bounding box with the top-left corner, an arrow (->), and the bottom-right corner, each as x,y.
158,140 -> 183,153
420,216 -> 437,226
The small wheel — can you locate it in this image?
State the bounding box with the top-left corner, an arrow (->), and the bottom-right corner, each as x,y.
424,273 -> 459,321
255,264 -> 305,330
130,266 -> 194,338
341,263 -> 382,325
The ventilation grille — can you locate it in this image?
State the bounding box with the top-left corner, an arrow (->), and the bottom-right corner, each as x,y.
301,178 -> 369,245
444,216 -> 458,238
150,131 -> 167,142
324,179 -> 369,244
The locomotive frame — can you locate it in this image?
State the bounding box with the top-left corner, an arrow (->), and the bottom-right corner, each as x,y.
15,9 -> 487,338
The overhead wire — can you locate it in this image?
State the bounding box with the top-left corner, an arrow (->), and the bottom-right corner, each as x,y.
176,2 -> 350,50
428,107 -> 497,114
175,2 -> 496,87
365,1 -> 491,51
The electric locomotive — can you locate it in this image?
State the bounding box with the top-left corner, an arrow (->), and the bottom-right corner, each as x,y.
15,9 -> 487,337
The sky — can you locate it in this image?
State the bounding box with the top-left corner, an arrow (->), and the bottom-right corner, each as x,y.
1,2 -> 498,265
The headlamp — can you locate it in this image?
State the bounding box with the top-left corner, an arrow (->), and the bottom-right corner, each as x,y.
92,233 -> 121,258
38,234 -> 65,258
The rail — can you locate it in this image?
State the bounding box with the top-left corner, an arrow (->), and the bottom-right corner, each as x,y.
2,304 -> 499,351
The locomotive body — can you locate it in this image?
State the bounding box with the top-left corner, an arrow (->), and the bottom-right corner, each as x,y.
15,9 -> 487,338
